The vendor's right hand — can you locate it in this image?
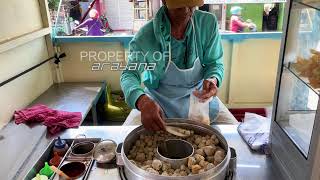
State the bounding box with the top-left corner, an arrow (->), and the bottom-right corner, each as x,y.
136,95 -> 166,131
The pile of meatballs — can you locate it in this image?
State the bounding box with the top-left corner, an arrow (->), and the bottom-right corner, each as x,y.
127,130 -> 226,176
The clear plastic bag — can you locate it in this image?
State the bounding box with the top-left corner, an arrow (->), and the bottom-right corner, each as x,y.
237,112 -> 271,154
188,93 -> 211,125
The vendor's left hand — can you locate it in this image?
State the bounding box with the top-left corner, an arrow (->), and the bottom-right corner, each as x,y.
193,78 -> 218,102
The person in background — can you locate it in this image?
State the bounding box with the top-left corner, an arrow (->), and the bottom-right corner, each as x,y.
75,9 -> 104,36
69,0 -> 82,22
229,6 -> 252,33
263,3 -> 279,31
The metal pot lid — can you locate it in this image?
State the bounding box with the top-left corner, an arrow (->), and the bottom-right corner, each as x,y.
93,139 -> 117,163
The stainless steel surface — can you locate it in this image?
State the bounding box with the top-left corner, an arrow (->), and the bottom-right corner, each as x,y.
116,143 -> 124,166
50,138 -> 101,180
229,148 -> 237,172
156,139 -> 194,169
121,120 -> 231,180
226,148 -> 237,180
93,139 -> 117,163
11,125 -> 284,180
24,139 -> 74,180
0,82 -> 103,180
30,82 -> 103,123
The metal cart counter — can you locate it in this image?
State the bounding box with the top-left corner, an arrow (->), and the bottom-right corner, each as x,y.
19,125 -> 285,180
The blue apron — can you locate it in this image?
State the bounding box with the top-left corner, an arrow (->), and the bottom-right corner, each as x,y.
145,20 -> 219,123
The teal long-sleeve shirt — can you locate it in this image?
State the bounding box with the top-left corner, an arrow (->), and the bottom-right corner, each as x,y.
120,6 -> 224,109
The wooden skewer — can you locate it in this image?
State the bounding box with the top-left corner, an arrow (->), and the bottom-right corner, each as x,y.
50,166 -> 71,180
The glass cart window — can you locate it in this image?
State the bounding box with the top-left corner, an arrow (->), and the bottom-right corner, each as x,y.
276,1 -> 320,157
276,68 -> 318,156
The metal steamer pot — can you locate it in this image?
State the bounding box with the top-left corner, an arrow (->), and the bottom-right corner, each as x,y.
121,119 -> 232,180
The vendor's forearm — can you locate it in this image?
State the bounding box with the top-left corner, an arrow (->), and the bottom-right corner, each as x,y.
204,64 -> 224,87
120,72 -> 144,109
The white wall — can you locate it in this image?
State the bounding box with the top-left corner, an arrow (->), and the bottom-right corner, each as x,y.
219,40 -> 233,104
0,0 -> 53,129
228,39 -> 280,107
0,0 -> 44,42
60,42 -> 125,90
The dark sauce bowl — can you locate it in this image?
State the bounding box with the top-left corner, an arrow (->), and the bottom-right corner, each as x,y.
60,162 -> 86,179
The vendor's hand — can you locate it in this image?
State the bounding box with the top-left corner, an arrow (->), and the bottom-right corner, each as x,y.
193,78 -> 218,102
136,95 -> 166,131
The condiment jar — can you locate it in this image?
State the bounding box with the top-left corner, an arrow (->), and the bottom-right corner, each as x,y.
49,152 -> 62,167
31,174 -> 48,180
53,137 -> 69,156
39,162 -> 54,177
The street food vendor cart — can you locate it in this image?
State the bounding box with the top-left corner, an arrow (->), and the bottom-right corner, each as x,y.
0,0 -> 319,180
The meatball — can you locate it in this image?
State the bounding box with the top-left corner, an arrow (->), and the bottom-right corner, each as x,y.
213,138 -> 220,145
199,160 -> 209,168
167,168 -> 175,175
135,140 -> 142,146
180,164 -> 187,171
198,143 -> 206,149
151,159 -> 162,171
188,157 -> 196,169
194,137 -> 202,145
214,150 -> 225,164
195,149 -> 205,156
206,163 -> 215,170
205,139 -> 214,146
135,153 -> 146,162
206,156 -> 215,163
180,170 -> 188,176
139,134 -> 145,140
147,141 -> 153,147
194,154 -> 205,163
146,154 -> 153,161
146,167 -> 159,175
137,148 -> 144,153
144,160 -> 152,165
203,145 -> 216,156
162,162 -> 171,171
191,165 -> 202,174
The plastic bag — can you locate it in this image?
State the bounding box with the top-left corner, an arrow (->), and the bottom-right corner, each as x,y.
237,112 -> 271,154
188,93 -> 211,125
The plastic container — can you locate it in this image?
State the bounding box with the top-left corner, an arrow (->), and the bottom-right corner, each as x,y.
53,137 -> 69,156
39,162 -> 54,177
49,152 -> 62,167
31,174 -> 48,180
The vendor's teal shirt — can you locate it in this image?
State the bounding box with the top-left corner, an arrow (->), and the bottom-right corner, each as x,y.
120,6 -> 224,109
171,36 -> 188,69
